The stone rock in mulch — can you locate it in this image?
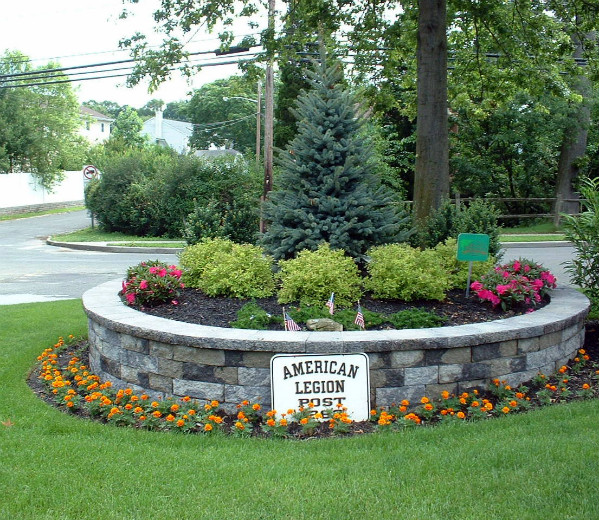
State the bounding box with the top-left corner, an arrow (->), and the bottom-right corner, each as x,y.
306,318 -> 343,332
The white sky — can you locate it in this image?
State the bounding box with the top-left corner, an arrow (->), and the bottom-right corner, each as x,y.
1,0 -> 264,107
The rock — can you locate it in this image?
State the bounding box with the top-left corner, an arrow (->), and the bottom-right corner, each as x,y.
306,318 -> 343,332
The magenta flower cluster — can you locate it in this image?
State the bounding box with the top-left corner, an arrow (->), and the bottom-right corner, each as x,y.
121,260 -> 184,307
471,259 -> 557,311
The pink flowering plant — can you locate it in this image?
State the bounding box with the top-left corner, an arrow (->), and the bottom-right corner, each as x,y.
470,258 -> 557,311
121,260 -> 184,307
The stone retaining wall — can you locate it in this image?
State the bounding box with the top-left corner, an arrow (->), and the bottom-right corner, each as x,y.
83,280 -> 589,411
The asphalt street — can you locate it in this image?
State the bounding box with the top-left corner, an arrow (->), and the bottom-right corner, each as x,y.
0,210 -> 578,305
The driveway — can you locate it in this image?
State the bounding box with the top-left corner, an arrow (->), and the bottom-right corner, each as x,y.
0,210 -> 578,305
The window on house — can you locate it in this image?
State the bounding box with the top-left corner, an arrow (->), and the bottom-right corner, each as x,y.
85,121 -> 90,130
101,123 -> 105,132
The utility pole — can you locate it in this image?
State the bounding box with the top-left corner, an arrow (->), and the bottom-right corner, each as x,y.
260,0 -> 275,233
256,80 -> 262,168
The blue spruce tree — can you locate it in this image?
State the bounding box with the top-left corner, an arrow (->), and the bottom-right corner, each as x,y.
261,58 -> 409,260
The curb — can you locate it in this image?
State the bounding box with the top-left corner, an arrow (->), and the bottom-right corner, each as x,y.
46,238 -> 184,254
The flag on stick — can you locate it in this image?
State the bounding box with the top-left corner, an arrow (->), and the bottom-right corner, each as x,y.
354,301 -> 365,330
326,292 -> 335,315
283,308 -> 301,331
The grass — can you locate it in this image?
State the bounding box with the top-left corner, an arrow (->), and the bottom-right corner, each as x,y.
1,300 -> 598,519
500,234 -> 567,242
52,227 -> 184,245
501,221 -> 563,234
0,206 -> 86,222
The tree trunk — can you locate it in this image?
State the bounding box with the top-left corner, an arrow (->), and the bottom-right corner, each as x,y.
553,34 -> 591,226
413,0 -> 449,226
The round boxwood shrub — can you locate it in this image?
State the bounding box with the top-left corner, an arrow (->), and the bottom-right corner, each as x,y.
364,243 -> 450,301
179,238 -> 275,298
277,243 -> 363,307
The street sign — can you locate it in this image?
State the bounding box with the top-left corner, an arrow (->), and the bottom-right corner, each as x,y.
82,165 -> 98,180
457,233 -> 490,262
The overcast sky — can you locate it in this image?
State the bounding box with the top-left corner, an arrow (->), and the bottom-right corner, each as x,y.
1,0 -> 262,107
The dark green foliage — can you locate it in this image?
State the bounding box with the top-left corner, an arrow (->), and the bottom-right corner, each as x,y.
387,309 -> 444,329
262,58 -> 410,261
230,302 -> 282,330
417,198 -> 502,257
85,150 -> 261,239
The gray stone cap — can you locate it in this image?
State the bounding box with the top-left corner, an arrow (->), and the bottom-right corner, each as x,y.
82,279 -> 590,354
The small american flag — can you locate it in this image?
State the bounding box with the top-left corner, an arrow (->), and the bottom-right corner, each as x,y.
326,292 -> 335,315
284,312 -> 301,331
354,302 -> 365,329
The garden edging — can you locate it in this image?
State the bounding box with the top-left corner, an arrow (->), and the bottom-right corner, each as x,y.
83,279 -> 590,411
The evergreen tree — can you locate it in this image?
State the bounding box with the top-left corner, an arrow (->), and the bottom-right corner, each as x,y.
261,58 -> 409,261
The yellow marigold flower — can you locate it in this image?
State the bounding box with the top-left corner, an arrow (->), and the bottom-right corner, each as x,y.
420,396 -> 430,404
457,411 -> 465,419
502,406 -> 510,414
582,383 -> 590,390
235,421 -> 245,430
110,407 -> 121,415
314,412 -> 323,419
484,402 -> 493,411
204,423 -> 213,432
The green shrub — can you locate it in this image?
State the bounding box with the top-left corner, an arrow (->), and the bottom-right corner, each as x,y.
364,243 -> 450,301
434,238 -> 496,290
230,302 -> 282,330
179,238 -> 234,288
387,309 -> 444,329
417,198 -> 502,256
180,239 -> 275,298
277,243 -> 363,306
562,177 -> 599,307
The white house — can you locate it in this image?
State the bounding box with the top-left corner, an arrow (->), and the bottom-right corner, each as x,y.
142,109 -> 194,154
79,106 -> 113,143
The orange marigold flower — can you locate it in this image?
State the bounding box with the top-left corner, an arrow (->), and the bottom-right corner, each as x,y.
399,405 -> 407,413
401,400 -> 410,407
165,414 -> 175,422
139,416 -> 146,421
151,401 -> 160,408
579,349 -> 586,355
502,407 -> 510,414
509,400 -> 518,408
188,409 -> 196,415
152,410 -> 162,418
308,401 -> 315,408
211,400 -> 219,407
141,394 -> 149,400
582,383 -> 590,390
420,396 -> 430,404
176,419 -> 185,427
280,418 -> 288,426
124,388 -> 133,396
170,404 -> 179,412
241,400 -> 249,406
441,391 -> 450,399
471,401 -> 480,408
66,401 -> 74,408
559,366 -> 568,373
124,404 -> 133,410
583,355 -> 590,361
457,411 -> 465,419
235,421 -> 245,430
459,398 -> 467,405
300,417 -> 309,425
266,419 -> 276,427
204,423 -> 213,431
314,412 -> 323,419
424,403 -> 433,411
252,403 -> 261,411
134,407 -> 143,414
515,392 -> 525,399
440,409 -> 448,416
370,409 -> 377,416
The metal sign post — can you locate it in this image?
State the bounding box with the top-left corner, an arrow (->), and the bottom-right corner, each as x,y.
456,233 -> 490,296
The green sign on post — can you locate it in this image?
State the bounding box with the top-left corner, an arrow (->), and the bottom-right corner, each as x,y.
457,233 -> 490,296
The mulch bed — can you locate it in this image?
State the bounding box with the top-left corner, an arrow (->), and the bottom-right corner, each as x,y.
137,288 -> 546,329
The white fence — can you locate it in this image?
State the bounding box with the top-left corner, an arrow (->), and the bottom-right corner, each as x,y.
0,171 -> 85,214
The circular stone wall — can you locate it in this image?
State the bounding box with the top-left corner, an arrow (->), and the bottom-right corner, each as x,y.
83,280 -> 589,411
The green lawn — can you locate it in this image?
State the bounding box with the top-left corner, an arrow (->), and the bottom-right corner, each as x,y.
0,206 -> 86,222
1,300 -> 598,519
499,234 -> 567,242
52,227 -> 185,245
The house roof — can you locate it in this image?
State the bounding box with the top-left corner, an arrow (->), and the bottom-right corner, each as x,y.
79,106 -> 114,122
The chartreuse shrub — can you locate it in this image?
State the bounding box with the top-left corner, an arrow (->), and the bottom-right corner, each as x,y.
277,243 -> 362,306
179,238 -> 275,298
434,238 -> 496,290
364,244 -> 450,301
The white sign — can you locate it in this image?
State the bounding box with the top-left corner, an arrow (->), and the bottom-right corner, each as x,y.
270,353 -> 370,421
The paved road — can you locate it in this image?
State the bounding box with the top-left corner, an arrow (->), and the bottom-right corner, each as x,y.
0,211 -> 177,305
0,210 -> 578,305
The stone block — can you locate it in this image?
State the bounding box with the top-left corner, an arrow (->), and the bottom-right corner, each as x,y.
424,382 -> 458,399
375,385 -> 426,407
238,367 -> 271,386
100,355 -> 121,378
404,365 -> 438,385
526,344 -> 561,370
225,385 -> 270,406
182,363 -> 238,384
121,335 -> 149,354
120,365 -> 145,385
148,373 -> 172,394
561,323 -> 581,342
456,380 -> 485,394
123,350 -> 158,373
156,358 -> 184,379
472,341 -> 517,361
371,368 -> 404,388
173,379 -> 224,401
439,364 -> 463,384
518,337 -> 540,354
538,331 -> 562,349
461,362 -> 491,380
390,350 -> 424,368
149,341 -> 174,359
173,345 -> 225,365
426,347 -> 471,365
242,351 -> 273,368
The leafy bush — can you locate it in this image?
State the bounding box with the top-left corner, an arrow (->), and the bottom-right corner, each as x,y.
120,260 -> 184,307
471,259 -> 556,310
387,309 -> 444,329
562,177 -> 599,308
180,239 -> 275,298
230,302 -> 282,330
364,244 -> 450,301
417,198 -> 502,256
277,243 -> 363,306
433,238 -> 496,290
